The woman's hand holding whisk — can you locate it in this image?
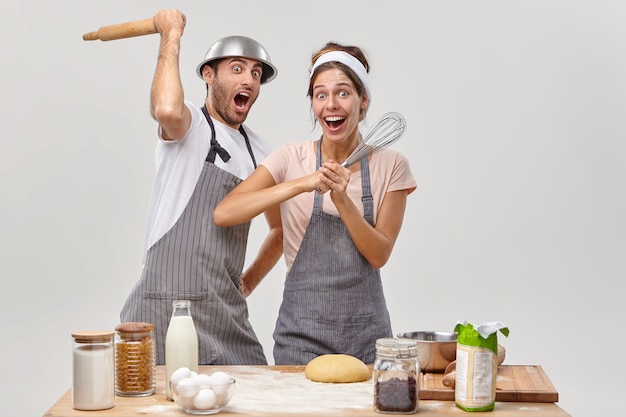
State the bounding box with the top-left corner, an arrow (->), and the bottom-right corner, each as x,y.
319,160 -> 350,197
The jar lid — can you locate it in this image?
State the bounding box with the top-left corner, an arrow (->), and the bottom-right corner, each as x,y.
72,330 -> 114,343
376,337 -> 418,358
115,322 -> 155,333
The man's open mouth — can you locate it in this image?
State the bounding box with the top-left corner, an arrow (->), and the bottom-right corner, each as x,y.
234,92 -> 250,109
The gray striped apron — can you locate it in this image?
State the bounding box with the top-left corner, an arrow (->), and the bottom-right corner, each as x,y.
120,115 -> 267,366
272,139 -> 392,365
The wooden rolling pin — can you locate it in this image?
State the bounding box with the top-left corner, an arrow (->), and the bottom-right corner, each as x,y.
442,362 -> 457,388
442,345 -> 506,389
83,18 -> 156,41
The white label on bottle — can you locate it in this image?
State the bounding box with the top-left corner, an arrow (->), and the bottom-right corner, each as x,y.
454,344 -> 496,409
472,350 -> 493,401
455,348 -> 469,401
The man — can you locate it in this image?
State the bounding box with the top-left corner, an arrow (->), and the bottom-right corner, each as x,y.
120,9 -> 282,365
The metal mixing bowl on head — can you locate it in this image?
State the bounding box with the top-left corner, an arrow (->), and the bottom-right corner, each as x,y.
195,35 -> 277,84
397,331 -> 457,373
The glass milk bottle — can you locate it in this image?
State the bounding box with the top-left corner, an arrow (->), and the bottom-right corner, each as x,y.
165,300 -> 199,400
72,330 -> 115,410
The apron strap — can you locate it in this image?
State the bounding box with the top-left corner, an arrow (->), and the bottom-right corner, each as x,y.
201,105 -> 257,168
238,125 -> 258,169
313,138 -> 324,216
201,105 -> 231,163
360,156 -> 374,226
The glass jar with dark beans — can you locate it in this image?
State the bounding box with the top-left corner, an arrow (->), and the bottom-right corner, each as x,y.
373,338 -> 420,414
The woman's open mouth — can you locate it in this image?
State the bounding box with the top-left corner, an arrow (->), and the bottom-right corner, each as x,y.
325,116 -> 346,131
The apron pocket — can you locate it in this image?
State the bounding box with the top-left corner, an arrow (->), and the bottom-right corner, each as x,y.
314,313 -> 375,325
143,291 -> 209,301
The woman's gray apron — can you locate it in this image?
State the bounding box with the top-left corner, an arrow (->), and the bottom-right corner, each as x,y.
272,139 -> 392,365
120,112 -> 267,365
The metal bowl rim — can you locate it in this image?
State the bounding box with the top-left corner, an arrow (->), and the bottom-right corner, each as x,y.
396,331 -> 457,342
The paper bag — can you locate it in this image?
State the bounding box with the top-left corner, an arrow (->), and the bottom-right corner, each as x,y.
454,321 -> 509,412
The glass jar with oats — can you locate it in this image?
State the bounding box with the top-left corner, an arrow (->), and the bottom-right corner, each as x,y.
114,322 -> 156,397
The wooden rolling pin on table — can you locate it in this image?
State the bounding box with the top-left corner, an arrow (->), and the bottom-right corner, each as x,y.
43,365 -> 569,417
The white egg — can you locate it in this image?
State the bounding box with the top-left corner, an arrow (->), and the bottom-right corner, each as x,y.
209,371 -> 231,385
170,367 -> 192,385
209,371 -> 232,395
194,373 -> 212,387
175,377 -> 199,398
193,388 -> 217,410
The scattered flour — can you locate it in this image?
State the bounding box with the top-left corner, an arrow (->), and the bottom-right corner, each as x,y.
225,367 -> 374,414
137,404 -> 179,414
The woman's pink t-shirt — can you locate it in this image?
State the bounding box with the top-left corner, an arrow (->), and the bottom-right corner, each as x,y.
261,140 -> 417,271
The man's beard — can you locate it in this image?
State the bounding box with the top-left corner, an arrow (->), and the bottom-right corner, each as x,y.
210,81 -> 249,126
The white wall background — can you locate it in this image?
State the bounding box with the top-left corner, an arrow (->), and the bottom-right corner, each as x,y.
1,1 -> 623,416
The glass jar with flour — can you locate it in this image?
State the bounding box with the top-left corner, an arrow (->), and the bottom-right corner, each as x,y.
71,330 -> 115,410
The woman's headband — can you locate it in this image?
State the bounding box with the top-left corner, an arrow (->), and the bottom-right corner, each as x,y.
310,51 -> 371,100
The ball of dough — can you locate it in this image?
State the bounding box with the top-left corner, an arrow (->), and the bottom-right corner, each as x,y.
305,354 -> 371,383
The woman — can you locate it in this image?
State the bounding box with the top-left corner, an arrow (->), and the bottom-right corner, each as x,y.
214,42 -> 417,365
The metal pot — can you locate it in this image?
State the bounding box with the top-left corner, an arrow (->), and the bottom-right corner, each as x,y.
396,331 -> 457,373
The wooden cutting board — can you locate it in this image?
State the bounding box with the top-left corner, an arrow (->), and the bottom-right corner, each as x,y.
421,365 -> 559,402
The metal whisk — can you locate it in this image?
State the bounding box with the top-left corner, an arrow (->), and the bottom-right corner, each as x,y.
341,112 -> 407,168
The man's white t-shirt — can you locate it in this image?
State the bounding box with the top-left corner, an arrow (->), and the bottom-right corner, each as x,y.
143,101 -> 272,258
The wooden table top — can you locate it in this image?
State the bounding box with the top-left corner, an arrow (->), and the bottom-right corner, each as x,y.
43,365 -> 571,417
